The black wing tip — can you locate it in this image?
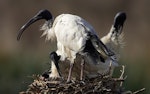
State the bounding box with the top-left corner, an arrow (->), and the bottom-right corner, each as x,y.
115,12 -> 127,22
113,12 -> 127,29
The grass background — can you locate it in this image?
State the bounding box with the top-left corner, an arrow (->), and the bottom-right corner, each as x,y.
0,0 -> 150,93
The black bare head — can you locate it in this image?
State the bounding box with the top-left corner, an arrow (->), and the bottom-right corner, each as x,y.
50,52 -> 60,62
113,12 -> 126,31
36,9 -> 53,21
17,9 -> 53,41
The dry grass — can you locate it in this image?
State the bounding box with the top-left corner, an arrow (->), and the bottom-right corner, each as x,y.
20,66 -> 145,94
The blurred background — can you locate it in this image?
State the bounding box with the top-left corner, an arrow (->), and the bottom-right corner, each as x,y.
0,0 -> 150,93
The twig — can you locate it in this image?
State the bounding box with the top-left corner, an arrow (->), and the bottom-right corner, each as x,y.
120,65 -> 125,87
108,60 -> 112,75
133,88 -> 145,94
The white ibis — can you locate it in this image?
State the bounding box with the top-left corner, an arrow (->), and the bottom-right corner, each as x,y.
17,9 -> 113,82
95,12 -> 126,75
101,12 -> 126,62
76,12 -> 126,78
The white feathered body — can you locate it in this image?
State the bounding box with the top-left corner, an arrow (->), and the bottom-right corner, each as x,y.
42,14 -> 97,63
18,9 -> 126,80
42,14 -> 123,76
41,14 -> 124,77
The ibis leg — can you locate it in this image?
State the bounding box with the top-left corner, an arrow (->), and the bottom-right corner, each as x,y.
67,63 -> 74,82
80,59 -> 85,81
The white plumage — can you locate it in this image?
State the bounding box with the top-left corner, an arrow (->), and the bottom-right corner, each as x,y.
42,14 -> 97,63
17,10 -> 126,82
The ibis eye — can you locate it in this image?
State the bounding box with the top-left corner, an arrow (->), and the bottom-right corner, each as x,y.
112,30 -> 115,34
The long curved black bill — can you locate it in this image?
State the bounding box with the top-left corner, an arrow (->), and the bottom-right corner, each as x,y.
17,9 -> 52,41
113,12 -> 126,34
17,16 -> 42,41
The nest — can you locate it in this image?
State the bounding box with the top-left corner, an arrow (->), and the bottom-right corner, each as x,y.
20,66 -> 145,94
